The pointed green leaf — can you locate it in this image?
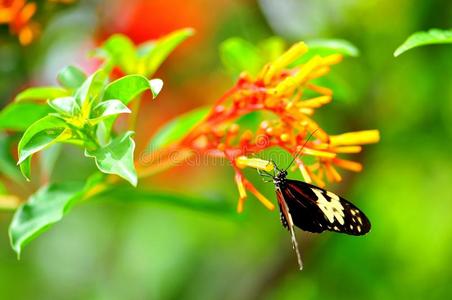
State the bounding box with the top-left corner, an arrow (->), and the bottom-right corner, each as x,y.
103,74 -> 163,105
97,34 -> 137,74
57,65 -> 87,89
307,39 -> 360,57
85,131 -> 137,186
0,102 -> 52,131
220,37 -> 264,77
138,27 -> 194,76
47,97 -> 80,116
89,100 -> 131,124
74,70 -> 107,106
17,116 -> 70,180
149,106 -> 210,150
15,87 -> 70,102
394,28 -> 452,57
95,120 -> 110,146
19,157 -> 31,183
8,173 -> 104,258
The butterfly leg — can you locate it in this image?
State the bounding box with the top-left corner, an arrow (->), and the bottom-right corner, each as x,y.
257,169 -> 273,182
277,189 -> 303,270
286,210 -> 303,270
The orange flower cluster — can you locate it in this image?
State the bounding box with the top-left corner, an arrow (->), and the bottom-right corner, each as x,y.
176,41 -> 380,213
0,0 -> 38,45
0,0 -> 75,45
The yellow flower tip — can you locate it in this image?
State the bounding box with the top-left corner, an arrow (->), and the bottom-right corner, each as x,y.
306,83 -> 333,96
307,168 -> 326,188
321,54 -> 343,65
235,174 -> 247,213
308,66 -> 331,80
236,156 -> 274,172
298,95 -> 332,108
263,41 -> 308,83
235,174 -> 247,198
279,42 -> 308,65
330,130 -> 380,146
310,127 -> 330,143
292,55 -> 323,83
330,146 -> 362,153
325,164 -> 342,182
237,198 -> 245,213
333,158 -> 363,172
302,148 -> 336,159
299,108 -> 314,116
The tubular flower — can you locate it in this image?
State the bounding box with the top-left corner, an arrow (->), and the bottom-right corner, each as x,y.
174,41 -> 380,212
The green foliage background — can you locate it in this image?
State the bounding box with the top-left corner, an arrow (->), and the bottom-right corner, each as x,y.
0,0 -> 451,299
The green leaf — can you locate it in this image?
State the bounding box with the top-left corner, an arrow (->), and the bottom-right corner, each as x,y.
100,187 -> 235,216
17,116 -> 70,180
15,87 -> 70,102
0,134 -> 24,183
103,75 -> 163,105
306,39 -> 360,57
57,65 -> 87,89
149,106 -> 210,150
98,34 -> 137,74
74,70 -> 107,107
220,37 -> 264,77
85,131 -> 137,186
47,97 -> 80,116
394,28 -> 452,57
0,102 -> 52,131
8,173 -> 104,258
258,37 -> 286,62
19,157 -> 31,182
89,100 -> 131,124
137,27 -> 194,76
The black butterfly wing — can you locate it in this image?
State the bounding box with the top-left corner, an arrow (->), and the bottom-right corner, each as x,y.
279,179 -> 371,235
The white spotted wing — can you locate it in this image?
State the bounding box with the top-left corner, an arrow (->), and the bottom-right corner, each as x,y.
279,180 -> 371,235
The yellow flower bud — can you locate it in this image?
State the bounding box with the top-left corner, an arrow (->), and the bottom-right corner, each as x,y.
236,156 -> 274,172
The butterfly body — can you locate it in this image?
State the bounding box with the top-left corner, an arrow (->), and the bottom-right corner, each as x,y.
264,167 -> 371,269
274,171 -> 370,235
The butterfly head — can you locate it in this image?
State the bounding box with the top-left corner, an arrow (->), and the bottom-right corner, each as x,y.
273,169 -> 288,185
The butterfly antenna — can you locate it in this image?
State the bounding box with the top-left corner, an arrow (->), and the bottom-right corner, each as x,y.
284,129 -> 319,171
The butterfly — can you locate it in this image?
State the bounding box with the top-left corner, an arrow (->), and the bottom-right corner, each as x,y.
258,134 -> 371,270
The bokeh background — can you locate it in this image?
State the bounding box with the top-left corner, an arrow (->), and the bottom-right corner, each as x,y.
1,0 -> 451,299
